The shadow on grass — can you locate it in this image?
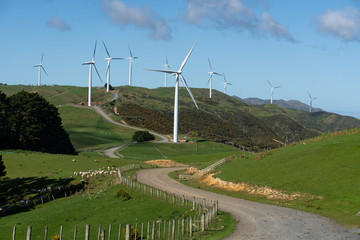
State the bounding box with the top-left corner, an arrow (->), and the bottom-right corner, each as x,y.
0,176 -> 84,217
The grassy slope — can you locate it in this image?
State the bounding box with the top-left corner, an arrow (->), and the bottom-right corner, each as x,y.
58,105 -> 135,150
192,130 -> 360,227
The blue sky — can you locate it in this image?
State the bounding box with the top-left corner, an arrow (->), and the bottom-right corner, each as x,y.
1,0 -> 360,117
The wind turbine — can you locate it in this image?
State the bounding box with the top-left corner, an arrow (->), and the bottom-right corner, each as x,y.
33,53 -> 48,86
308,92 -> 318,113
127,45 -> 138,86
208,58 -> 222,98
103,41 -> 123,92
82,40 -> 103,107
267,80 -> 281,104
145,40 -> 199,143
222,73 -> 232,94
163,57 -> 171,87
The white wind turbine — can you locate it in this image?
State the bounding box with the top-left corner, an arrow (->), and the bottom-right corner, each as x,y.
163,57 -> 171,87
103,41 -> 123,92
208,58 -> 222,98
222,73 -> 232,94
82,40 -> 103,107
127,45 -> 138,86
33,53 -> 48,86
308,92 -> 318,113
267,80 -> 281,104
145,40 -> 199,143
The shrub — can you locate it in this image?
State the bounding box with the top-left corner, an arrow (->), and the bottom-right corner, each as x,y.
132,131 -> 155,142
116,189 -> 131,201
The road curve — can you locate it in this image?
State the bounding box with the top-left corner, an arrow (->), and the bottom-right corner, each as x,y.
93,106 -> 170,143
137,167 -> 360,240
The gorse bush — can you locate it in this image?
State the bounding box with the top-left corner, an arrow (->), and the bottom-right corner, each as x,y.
116,189 -> 131,201
132,131 -> 155,142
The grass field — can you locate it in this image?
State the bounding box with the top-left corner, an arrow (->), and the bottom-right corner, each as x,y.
58,105 -> 135,150
173,130 -> 360,227
118,140 -> 240,168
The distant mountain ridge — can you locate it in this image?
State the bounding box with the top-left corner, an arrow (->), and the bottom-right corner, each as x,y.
234,97 -> 323,112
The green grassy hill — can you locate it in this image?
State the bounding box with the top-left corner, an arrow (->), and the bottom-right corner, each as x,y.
204,129 -> 360,227
108,86 -> 360,150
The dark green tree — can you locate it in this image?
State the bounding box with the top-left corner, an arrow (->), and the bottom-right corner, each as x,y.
132,131 -> 155,142
8,91 -> 76,154
0,155 -> 6,177
0,91 -> 13,149
104,83 -> 114,91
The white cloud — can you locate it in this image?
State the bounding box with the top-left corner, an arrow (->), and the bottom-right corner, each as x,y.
102,0 -> 172,41
260,13 -> 296,42
183,0 -> 295,42
47,16 -> 71,32
317,7 -> 360,41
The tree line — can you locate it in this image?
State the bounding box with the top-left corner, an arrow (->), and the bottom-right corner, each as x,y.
0,91 -> 76,154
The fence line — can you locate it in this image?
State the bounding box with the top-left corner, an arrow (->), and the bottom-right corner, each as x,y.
15,163 -> 218,240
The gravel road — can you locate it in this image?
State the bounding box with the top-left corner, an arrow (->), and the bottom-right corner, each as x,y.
137,167 -> 360,240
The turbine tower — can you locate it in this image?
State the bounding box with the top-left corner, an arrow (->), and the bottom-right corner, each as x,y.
267,80 -> 281,104
145,40 -> 199,143
103,41 -> 123,92
222,73 -> 232,94
82,40 -> 103,107
163,57 -> 171,87
308,92 -> 318,113
208,58 -> 222,98
33,53 -> 48,86
127,45 -> 138,86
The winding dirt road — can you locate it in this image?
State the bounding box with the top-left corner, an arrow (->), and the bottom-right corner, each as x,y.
137,167 -> 360,240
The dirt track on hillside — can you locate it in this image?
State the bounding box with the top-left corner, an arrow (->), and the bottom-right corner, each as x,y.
137,167 -> 360,240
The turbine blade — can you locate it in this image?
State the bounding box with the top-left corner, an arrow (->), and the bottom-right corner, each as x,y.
41,66 -> 48,76
112,57 -> 123,60
41,52 -> 44,63
313,97 -> 318,100
107,62 -> 111,75
93,64 -> 103,84
179,40 -> 198,71
213,72 -> 222,76
144,68 -> 178,74
308,92 -> 312,99
275,86 -> 281,89
180,74 -> 199,110
208,58 -> 213,71
102,40 -> 111,58
128,45 -> 133,57
267,80 -> 273,87
207,75 -> 211,84
93,40 -> 97,60
223,73 -> 226,82
166,56 -> 169,66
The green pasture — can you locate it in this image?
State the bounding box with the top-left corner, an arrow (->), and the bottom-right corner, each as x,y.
176,131 -> 360,227
58,105 -> 135,150
118,140 -> 240,168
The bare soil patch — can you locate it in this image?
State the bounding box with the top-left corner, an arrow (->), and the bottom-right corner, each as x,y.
145,159 -> 187,168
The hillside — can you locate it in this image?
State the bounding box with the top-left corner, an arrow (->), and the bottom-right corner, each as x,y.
236,97 -> 323,112
1,85 -> 359,150
105,86 -> 360,150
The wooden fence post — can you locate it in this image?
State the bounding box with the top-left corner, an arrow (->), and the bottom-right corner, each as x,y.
60,225 -> 63,240
192,197 -> 195,210
108,224 -> 112,240
98,224 -> 101,240
134,223 -> 138,240
172,219 -> 175,240
27,226 -> 32,240
147,222 -> 150,240
12,226 -> 16,240
182,218 -> 185,238
168,221 -> 171,240
151,221 -> 155,240
189,217 -> 192,237
44,226 -> 47,240
141,223 -> 144,240
163,220 -> 166,240
201,213 -> 205,232
85,224 -> 90,240
125,224 -> 131,240
101,230 -> 105,240
74,225 -> 77,240
117,224 -> 121,240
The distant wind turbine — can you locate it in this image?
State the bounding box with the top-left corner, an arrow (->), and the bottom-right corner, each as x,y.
308,92 -> 318,113
145,40 -> 199,143
267,80 -> 281,104
33,53 -> 48,86
127,45 -> 138,86
222,73 -> 232,94
82,40 -> 103,107
103,41 -> 123,92
163,57 -> 171,87
208,58 -> 222,98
